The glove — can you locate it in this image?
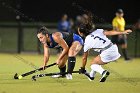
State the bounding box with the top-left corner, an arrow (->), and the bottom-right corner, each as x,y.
79,67 -> 86,74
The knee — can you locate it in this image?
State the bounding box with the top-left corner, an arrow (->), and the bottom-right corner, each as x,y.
68,46 -> 82,56
91,61 -> 97,65
68,48 -> 75,56
58,61 -> 66,68
58,63 -> 66,68
90,57 -> 100,65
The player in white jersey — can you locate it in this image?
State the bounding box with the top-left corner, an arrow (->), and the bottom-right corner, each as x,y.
78,24 -> 132,82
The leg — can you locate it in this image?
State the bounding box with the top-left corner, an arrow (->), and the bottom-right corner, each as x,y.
119,35 -> 130,60
66,41 -> 82,79
58,54 -> 68,76
90,55 -> 110,82
121,44 -> 130,60
52,54 -> 68,78
68,41 -> 82,73
58,54 -> 68,68
90,55 -> 106,75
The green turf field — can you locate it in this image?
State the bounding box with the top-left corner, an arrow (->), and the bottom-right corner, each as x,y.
0,53 -> 140,93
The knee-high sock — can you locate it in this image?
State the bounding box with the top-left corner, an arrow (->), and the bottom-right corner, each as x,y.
67,57 -> 76,74
122,48 -> 129,60
90,64 -> 104,75
90,70 -> 96,77
59,65 -> 66,76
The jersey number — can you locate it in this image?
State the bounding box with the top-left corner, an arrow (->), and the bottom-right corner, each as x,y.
91,35 -> 106,43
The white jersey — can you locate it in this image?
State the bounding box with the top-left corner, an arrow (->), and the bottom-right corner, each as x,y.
84,29 -> 112,52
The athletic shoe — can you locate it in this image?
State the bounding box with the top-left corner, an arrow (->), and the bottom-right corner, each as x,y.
125,58 -> 132,62
84,72 -> 94,81
66,74 -> 73,80
100,70 -> 110,82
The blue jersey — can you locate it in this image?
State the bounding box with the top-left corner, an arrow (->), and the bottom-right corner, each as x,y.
47,32 -> 83,48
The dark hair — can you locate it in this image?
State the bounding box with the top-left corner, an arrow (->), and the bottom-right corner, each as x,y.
78,11 -> 95,36
79,24 -> 93,36
37,26 -> 49,35
116,9 -> 123,14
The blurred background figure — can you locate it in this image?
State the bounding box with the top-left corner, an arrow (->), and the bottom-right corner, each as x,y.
134,19 -> 140,30
69,18 -> 75,32
57,14 -> 71,32
75,15 -> 83,25
137,19 -> 140,30
111,9 -> 130,61
82,14 -> 89,24
133,19 -> 140,57
74,15 -> 83,34
82,13 -> 95,31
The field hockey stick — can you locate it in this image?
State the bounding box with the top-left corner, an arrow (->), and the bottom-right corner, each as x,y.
32,71 -> 79,81
14,63 -> 56,79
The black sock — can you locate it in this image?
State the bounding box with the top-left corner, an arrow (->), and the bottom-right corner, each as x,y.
122,48 -> 129,60
67,57 -> 76,74
59,65 -> 66,76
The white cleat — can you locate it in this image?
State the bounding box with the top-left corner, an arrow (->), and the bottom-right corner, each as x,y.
66,74 -> 73,80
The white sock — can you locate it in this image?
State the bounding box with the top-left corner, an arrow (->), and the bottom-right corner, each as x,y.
90,70 -> 96,77
90,64 -> 104,75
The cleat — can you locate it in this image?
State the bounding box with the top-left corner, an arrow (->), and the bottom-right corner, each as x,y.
125,58 -> 132,62
66,74 -> 73,80
84,72 -> 94,81
100,70 -> 110,82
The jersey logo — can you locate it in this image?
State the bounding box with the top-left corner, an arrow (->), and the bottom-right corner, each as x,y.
91,35 -> 106,43
70,61 -> 76,63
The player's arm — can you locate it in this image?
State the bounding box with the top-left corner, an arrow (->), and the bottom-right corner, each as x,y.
53,32 -> 69,64
43,44 -> 49,66
79,50 -> 89,74
103,29 -> 132,36
82,51 -> 89,68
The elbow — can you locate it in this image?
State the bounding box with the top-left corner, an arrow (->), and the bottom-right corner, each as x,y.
64,47 -> 69,53
66,47 -> 69,51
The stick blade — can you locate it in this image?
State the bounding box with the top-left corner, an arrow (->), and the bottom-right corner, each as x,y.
14,73 -> 19,79
31,76 -> 36,81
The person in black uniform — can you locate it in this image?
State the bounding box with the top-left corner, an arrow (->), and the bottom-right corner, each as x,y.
37,26 -> 83,80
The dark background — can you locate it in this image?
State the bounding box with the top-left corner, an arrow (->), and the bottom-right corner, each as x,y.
0,0 -> 139,23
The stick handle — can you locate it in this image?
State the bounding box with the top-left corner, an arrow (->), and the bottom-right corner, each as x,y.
21,63 -> 56,77
32,71 -> 80,79
38,63 -> 56,71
